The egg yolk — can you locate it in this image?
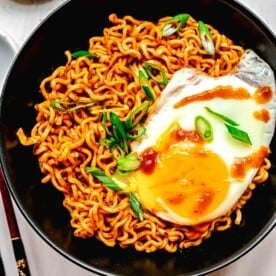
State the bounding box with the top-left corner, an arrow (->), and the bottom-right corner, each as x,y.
133,123 -> 230,225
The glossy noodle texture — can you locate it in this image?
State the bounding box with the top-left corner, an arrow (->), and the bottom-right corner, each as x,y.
16,14 -> 271,253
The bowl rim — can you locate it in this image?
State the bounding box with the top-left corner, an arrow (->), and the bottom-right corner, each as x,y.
0,0 -> 275,275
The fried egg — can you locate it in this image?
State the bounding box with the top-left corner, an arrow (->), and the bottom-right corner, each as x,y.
130,49 -> 276,226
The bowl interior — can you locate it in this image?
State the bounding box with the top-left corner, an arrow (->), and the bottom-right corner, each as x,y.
0,0 -> 275,275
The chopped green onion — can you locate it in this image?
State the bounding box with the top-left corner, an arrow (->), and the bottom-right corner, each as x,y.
142,85 -> 155,100
139,69 -> 155,100
195,115 -> 213,142
162,13 -> 190,37
124,101 -> 150,130
129,192 -> 144,221
100,103 -> 149,154
101,112 -> 113,137
198,20 -> 215,55
144,62 -> 168,85
50,100 -> 66,111
117,152 -> 141,172
50,100 -> 95,112
99,137 -> 118,148
127,126 -> 147,140
87,167 -> 122,191
224,124 -> 252,145
110,112 -> 128,153
205,107 -> 239,126
71,50 -> 97,59
110,112 -> 126,140
130,65 -> 139,79
204,106 -> 251,145
112,171 -> 135,193
87,167 -> 144,221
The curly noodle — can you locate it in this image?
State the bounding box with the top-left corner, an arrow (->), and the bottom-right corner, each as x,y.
16,13 -> 270,253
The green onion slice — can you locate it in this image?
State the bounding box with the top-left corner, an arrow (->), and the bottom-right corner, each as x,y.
99,137 -> 118,148
142,85 -> 155,101
205,107 -> 239,126
127,126 -> 147,140
129,192 -> 144,221
110,112 -> 127,140
124,101 -> 150,130
139,69 -> 155,100
198,20 -> 215,55
195,115 -> 213,142
144,62 -> 168,85
110,112 -> 128,153
162,13 -> 190,37
100,103 -> 149,154
117,152 -> 141,172
204,106 -> 251,145
224,124 -> 252,145
87,167 -> 122,191
101,112 -> 113,136
87,167 -> 144,221
50,100 -> 95,112
71,50 -> 97,59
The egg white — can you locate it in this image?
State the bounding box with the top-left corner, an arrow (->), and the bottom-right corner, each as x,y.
132,49 -> 276,225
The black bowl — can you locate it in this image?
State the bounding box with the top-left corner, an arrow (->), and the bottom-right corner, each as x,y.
0,0 -> 275,275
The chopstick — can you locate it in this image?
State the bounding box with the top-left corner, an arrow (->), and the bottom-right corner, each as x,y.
0,252 -> 5,276
0,169 -> 31,276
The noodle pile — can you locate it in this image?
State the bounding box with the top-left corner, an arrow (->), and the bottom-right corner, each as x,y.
17,13 -> 270,253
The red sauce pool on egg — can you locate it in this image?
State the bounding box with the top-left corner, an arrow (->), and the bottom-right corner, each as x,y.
140,148 -> 159,174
